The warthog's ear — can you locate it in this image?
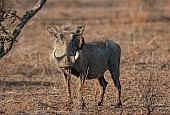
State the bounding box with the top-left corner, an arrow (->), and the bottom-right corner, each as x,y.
72,25 -> 85,35
46,26 -> 59,38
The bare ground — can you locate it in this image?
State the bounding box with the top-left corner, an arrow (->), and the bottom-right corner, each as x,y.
0,0 -> 170,114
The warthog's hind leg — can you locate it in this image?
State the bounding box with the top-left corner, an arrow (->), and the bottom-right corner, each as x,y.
96,75 -> 108,106
109,65 -> 122,108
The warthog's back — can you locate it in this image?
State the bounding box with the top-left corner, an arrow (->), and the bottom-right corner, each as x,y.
73,39 -> 120,79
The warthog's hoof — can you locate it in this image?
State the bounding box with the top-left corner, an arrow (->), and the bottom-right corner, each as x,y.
115,102 -> 122,108
78,100 -> 86,110
82,101 -> 86,108
78,103 -> 85,110
98,102 -> 103,106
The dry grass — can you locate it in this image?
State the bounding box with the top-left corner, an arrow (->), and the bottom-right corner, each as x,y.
0,0 -> 170,114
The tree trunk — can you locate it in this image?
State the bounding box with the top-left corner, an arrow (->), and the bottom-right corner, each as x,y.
0,0 -> 47,59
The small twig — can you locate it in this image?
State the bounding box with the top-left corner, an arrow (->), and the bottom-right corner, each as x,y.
6,10 -> 22,21
0,23 -> 9,34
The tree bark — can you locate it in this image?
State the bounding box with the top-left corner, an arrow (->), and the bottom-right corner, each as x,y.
0,0 -> 47,59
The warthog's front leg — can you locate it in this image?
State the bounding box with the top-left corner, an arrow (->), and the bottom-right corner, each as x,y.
63,72 -> 72,103
77,74 -> 85,109
96,75 -> 108,106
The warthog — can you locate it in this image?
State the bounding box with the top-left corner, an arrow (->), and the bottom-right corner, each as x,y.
47,25 -> 122,109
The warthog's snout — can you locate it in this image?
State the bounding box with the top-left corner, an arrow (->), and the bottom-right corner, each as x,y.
53,50 -> 76,68
56,55 -> 75,68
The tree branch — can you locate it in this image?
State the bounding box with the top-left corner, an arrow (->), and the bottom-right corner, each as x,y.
0,0 -> 47,59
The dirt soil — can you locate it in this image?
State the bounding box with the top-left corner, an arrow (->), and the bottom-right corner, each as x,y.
0,0 -> 170,114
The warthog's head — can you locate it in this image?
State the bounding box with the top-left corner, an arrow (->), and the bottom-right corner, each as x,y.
47,25 -> 85,68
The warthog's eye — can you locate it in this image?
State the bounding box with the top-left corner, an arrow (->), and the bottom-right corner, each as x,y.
54,33 -> 64,40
